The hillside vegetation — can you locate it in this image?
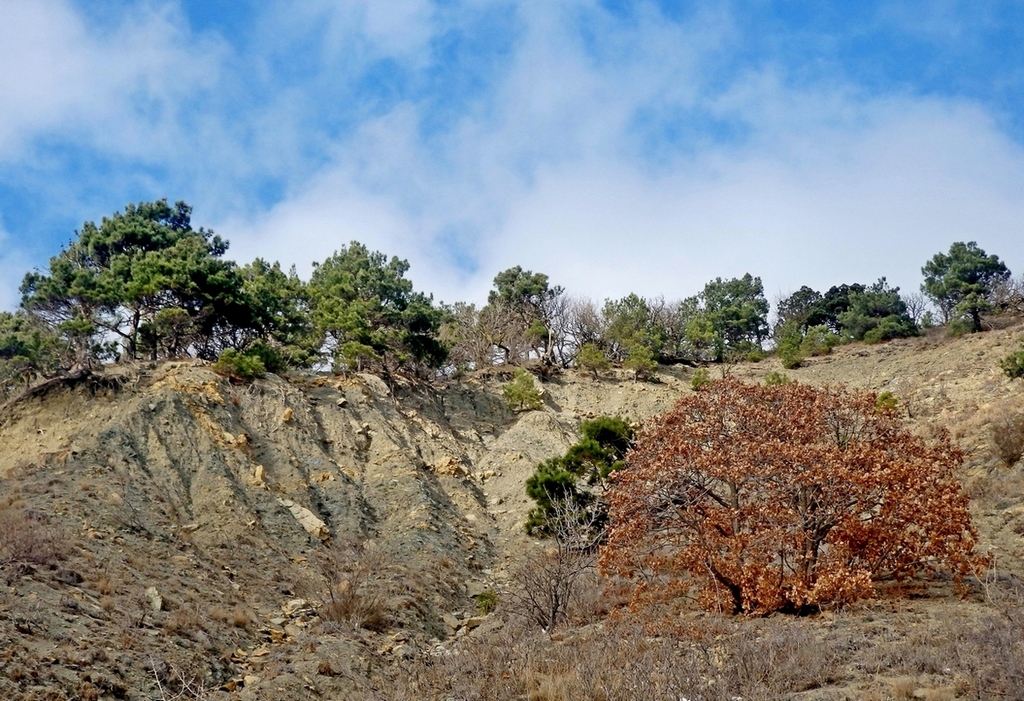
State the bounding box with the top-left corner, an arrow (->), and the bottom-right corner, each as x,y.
2,200 -> 1024,699
0,316 -> 1023,699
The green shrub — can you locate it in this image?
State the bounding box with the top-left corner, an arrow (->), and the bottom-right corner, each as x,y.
525,416 -> 633,538
875,391 -> 899,414
799,325 -> 840,357
764,371 -> 792,387
576,343 -> 609,379
337,341 -> 378,372
503,368 -> 543,411
1002,350 -> 1024,379
863,316 -> 917,344
624,343 -> 658,381
476,589 -> 498,615
690,367 -> 713,391
213,349 -> 266,381
244,340 -> 286,374
947,318 -> 974,338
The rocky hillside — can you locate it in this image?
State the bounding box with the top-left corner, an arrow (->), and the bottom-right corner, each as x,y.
1,318 -> 1023,700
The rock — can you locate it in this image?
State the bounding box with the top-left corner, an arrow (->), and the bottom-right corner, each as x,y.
145,586 -> 163,612
462,616 -> 486,630
276,498 -> 330,541
243,674 -> 261,687
431,456 -> 467,476
442,613 -> 460,631
281,407 -> 294,422
465,581 -> 487,597
337,397 -> 348,408
281,598 -> 310,616
269,617 -> 286,626
252,464 -> 265,485
392,644 -> 414,659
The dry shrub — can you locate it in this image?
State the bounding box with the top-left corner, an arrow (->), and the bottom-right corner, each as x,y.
0,500 -> 67,574
508,500 -> 601,632
314,542 -> 391,632
992,413 -> 1024,468
890,677 -> 919,699
230,607 -> 251,629
381,614 -> 849,701
164,606 -> 202,635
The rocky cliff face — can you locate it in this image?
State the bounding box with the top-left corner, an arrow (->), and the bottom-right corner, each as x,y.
0,360 -> 688,697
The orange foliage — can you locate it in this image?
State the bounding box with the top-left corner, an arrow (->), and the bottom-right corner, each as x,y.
600,377 -> 985,615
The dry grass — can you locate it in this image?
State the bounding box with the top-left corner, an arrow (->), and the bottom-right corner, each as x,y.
992,412 -> 1024,468
0,500 -> 67,575
313,542 -> 392,633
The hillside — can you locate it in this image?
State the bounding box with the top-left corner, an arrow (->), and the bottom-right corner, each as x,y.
1,319 -> 1024,700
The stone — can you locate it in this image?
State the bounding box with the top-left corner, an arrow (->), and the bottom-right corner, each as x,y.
281,407 -> 294,423
441,613 -> 460,631
392,644 -> 414,659
462,616 -> 486,630
145,586 -> 162,612
276,498 -> 330,541
281,598 -> 309,616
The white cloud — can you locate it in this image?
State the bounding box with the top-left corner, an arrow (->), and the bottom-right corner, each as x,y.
0,0 -> 224,161
216,3 -> 1024,310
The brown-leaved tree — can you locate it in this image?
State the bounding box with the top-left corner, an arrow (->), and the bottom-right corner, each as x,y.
600,378 -> 985,615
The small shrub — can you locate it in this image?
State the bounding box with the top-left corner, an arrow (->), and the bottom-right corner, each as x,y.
476,589 -> 498,614
622,341 -> 655,380
315,542 -> 391,632
764,371 -> 792,387
0,502 -> 66,574
778,348 -> 803,370
774,320 -> 805,369
624,343 -> 658,381
947,318 -> 974,338
243,340 -> 286,374
743,347 -> 766,363
503,368 -> 543,412
690,367 -> 712,391
800,325 -> 840,357
509,502 -> 599,632
575,343 -> 609,379
863,316 -> 917,344
1001,350 -> 1024,379
876,390 -> 899,414
992,414 -> 1024,468
337,341 -> 378,372
213,349 -> 265,382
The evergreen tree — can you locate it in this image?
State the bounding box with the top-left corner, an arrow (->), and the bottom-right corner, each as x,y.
922,241 -> 1010,332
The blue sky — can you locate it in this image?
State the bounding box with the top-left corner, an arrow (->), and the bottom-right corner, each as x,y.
1,0 -> 1022,311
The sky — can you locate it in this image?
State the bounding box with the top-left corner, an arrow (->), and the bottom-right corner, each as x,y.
1,0 -> 1023,312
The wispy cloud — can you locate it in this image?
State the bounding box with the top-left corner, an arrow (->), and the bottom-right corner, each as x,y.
2,0 -> 1023,312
